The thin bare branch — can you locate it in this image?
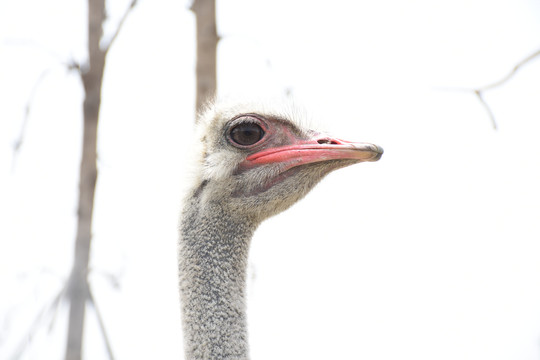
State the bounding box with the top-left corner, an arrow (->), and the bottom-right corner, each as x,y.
13,69 -> 49,154
103,0 -> 138,54
1,38 -> 68,65
476,48 -> 540,92
9,286 -> 66,360
441,48 -> 540,130
88,288 -> 115,360
12,61 -> 80,169
92,268 -> 122,290
472,48 -> 540,130
474,90 -> 497,130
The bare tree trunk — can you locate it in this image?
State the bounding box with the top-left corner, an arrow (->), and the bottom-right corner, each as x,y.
65,0 -> 106,359
191,0 -> 219,116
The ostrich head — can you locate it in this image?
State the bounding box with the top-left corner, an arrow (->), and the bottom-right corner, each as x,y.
187,99 -> 383,222
179,99 -> 383,360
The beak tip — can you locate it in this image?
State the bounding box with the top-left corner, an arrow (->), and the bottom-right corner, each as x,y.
366,144 -> 384,162
371,150 -> 383,162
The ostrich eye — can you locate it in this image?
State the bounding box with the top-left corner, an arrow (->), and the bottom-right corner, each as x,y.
230,122 -> 264,146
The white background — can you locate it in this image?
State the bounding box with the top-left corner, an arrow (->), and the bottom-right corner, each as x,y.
1,0 -> 540,359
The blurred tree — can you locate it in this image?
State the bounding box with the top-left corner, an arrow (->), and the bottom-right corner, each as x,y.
11,0 -> 218,357
66,1 -> 137,359
65,2 -> 137,359
9,1 -> 137,359
191,0 -> 219,116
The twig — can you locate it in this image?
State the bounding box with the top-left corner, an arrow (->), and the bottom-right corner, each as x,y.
92,268 -> 122,290
47,286 -> 66,333
476,48 -> 540,92
9,286 -> 66,360
12,69 -> 49,154
474,90 -> 497,130
87,287 -> 115,360
102,0 -> 138,54
12,60 -> 80,170
1,38 -> 68,65
446,48 -> 540,130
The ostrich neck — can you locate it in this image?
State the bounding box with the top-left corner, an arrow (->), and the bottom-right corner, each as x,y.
179,197 -> 257,360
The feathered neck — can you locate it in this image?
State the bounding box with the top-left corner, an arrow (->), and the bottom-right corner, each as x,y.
178,193 -> 257,360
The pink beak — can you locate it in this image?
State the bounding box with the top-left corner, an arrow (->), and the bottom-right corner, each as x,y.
242,135 -> 383,172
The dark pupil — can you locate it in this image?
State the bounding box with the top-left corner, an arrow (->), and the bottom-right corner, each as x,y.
230,123 -> 264,146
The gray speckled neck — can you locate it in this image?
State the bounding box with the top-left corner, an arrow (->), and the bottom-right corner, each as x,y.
179,197 -> 257,360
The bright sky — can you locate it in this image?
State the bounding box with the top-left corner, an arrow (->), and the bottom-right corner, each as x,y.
1,0 -> 540,359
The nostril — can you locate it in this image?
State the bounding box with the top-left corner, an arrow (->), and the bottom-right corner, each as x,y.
317,138 -> 339,145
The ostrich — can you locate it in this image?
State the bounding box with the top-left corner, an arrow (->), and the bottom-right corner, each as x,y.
178,99 -> 383,360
